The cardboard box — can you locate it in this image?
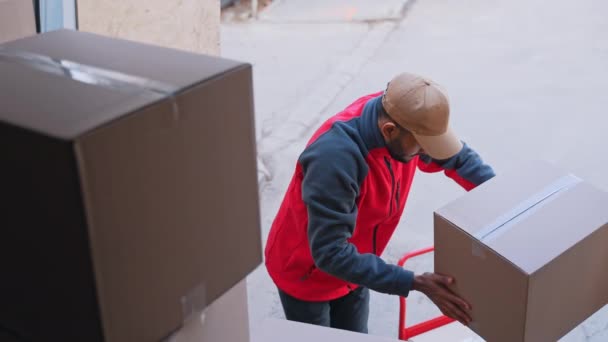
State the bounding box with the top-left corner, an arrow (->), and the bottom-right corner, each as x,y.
434,160 -> 608,342
0,0 -> 36,44
251,318 -> 401,342
0,30 -> 261,342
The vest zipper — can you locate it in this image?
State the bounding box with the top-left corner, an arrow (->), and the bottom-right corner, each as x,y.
372,224 -> 379,255
384,156 -> 395,216
395,180 -> 400,210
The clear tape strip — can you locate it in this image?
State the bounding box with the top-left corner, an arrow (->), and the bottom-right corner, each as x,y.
474,174 -> 582,242
181,282 -> 208,324
0,47 -> 179,98
471,241 -> 486,259
160,282 -> 207,342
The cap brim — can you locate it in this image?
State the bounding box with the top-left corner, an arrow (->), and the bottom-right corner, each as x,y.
413,127 -> 463,160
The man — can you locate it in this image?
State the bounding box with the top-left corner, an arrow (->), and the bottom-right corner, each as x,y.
265,72 -> 495,333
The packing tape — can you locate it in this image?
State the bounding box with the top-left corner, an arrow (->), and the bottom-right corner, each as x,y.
473,174 -> 582,243
0,47 -> 182,121
181,282 -> 208,324
161,282 -> 208,342
471,241 -> 486,259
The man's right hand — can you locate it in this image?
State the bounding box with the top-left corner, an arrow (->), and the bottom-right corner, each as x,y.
412,273 -> 472,326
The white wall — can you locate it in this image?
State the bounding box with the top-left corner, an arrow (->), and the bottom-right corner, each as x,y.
0,0 -> 36,43
77,0 -> 220,55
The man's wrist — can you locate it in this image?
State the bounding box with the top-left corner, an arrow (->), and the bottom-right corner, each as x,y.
412,274 -> 426,293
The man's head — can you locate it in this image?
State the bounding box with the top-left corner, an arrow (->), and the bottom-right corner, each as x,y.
378,72 -> 463,163
377,107 -> 422,163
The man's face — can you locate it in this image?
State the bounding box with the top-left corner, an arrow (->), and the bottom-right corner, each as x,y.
386,128 -> 424,163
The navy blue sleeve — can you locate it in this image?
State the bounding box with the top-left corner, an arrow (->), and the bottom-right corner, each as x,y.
300,133 -> 415,297
418,142 -> 495,191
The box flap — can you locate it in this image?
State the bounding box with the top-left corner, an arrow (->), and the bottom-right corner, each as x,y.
1,29 -> 242,90
487,182 -> 608,273
474,173 -> 581,242
0,56 -> 163,140
0,30 -> 246,139
436,160 -> 570,237
437,160 -> 608,273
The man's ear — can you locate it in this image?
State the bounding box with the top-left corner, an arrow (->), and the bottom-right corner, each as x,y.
379,121 -> 399,141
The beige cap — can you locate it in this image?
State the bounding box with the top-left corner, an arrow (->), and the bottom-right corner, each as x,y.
382,72 -> 463,160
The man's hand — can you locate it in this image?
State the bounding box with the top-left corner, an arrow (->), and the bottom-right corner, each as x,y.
412,273 -> 472,326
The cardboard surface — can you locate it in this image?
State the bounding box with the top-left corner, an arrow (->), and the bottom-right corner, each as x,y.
251,318 -> 401,342
0,0 -> 36,44
0,29 -> 242,139
0,30 -> 261,342
435,161 -> 608,342
169,279 -> 250,342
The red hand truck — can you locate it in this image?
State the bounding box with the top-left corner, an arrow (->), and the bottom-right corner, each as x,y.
397,246 -> 455,340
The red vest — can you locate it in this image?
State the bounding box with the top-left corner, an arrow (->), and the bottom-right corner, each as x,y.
265,92 -> 419,301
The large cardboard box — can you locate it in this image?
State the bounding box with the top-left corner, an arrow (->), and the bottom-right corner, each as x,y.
0,0 -> 36,44
0,30 -> 261,342
434,161 -> 608,342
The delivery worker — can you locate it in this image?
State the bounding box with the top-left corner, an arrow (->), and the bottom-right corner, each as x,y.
264,72 -> 495,333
